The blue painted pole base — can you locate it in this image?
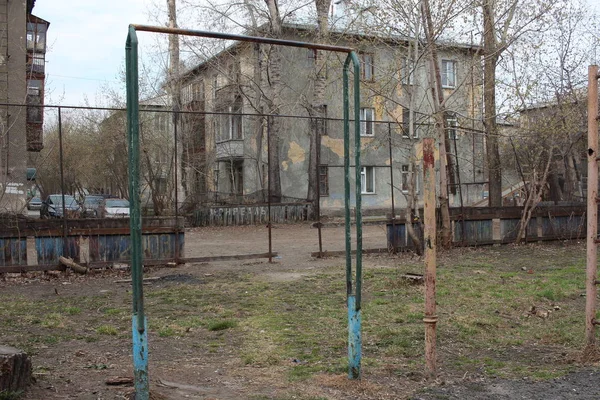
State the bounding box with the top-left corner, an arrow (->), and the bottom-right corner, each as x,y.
348,295 -> 362,379
132,315 -> 149,400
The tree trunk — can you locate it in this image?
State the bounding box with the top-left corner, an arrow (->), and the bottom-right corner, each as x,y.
405,159 -> 422,255
421,0 -> 452,248
167,0 -> 185,204
307,0 -> 332,218
0,345 -> 32,392
515,149 -> 552,243
265,0 -> 283,202
483,0 -> 502,207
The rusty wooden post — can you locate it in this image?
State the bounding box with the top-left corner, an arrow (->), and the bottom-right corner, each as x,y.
586,64 -> 599,351
423,138 -> 437,378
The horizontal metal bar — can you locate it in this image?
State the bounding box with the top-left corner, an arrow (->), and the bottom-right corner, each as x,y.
131,24 -> 354,53
311,248 -> 390,258
0,253 -> 278,273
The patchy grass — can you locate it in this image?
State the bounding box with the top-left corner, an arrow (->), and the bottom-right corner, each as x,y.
0,242 -> 591,397
0,390 -> 23,400
208,319 -> 237,331
95,325 -> 118,336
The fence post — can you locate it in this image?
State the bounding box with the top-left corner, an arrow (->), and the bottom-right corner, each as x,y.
57,107 -> 68,257
388,122 -> 396,252
423,138 -> 437,378
586,64 -> 599,351
267,115 -> 273,263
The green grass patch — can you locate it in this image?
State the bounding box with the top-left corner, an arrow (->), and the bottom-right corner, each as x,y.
96,325 -> 118,336
208,319 -> 237,331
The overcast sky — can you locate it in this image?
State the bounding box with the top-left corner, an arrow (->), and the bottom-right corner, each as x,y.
34,0 -> 600,107
34,0 -> 158,106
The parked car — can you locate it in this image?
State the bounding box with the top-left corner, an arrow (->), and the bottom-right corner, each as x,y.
40,194 -> 81,218
81,195 -> 104,217
27,196 -> 42,211
99,198 -> 130,218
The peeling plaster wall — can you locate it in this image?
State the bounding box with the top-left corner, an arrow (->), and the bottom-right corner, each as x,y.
0,0 -> 27,213
188,31 -> 485,213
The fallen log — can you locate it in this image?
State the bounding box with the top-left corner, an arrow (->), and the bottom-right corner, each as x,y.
105,376 -> 134,386
0,345 -> 32,392
59,256 -> 88,275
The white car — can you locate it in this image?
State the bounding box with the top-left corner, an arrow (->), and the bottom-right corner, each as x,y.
100,198 -> 130,218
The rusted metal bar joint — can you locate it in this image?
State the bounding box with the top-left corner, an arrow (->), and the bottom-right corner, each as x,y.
423,315 -> 438,324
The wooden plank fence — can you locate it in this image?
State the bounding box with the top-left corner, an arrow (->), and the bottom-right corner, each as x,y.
189,202 -> 312,227
0,217 -> 184,270
387,205 -> 587,250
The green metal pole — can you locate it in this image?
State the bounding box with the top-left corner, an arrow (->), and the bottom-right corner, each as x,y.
343,51 -> 362,380
126,25 -> 149,400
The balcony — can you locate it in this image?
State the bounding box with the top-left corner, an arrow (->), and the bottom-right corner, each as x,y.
216,140 -> 244,160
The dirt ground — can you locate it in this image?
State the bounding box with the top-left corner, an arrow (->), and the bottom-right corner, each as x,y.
1,222 -> 600,399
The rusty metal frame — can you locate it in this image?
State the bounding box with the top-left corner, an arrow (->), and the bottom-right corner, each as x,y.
126,24 -> 363,399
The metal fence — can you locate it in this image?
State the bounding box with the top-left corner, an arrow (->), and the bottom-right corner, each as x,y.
19,103 -> 488,226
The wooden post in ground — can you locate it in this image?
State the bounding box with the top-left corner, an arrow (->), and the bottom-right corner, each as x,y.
423,138 -> 437,378
586,64 -> 599,351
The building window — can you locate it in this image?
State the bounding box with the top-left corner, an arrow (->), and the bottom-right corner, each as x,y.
441,60 -> 457,88
319,165 -> 329,196
402,108 -> 418,138
192,81 -> 203,101
401,57 -> 414,85
27,53 -> 45,74
360,108 -> 375,137
228,61 -> 240,84
361,166 -> 375,194
360,53 -> 374,81
154,113 -> 168,132
217,97 -> 243,141
227,160 -> 243,195
26,22 -> 47,52
26,80 -> 42,123
401,164 -> 419,194
212,75 -> 218,99
401,165 -> 410,192
445,112 -> 457,140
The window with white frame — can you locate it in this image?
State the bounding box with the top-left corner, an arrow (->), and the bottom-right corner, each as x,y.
360,53 -> 374,81
401,164 -> 410,192
401,57 -> 414,85
445,112 -> 457,140
360,108 -> 375,137
217,97 -> 243,141
26,22 -> 47,52
441,60 -> 457,88
402,108 -> 419,138
361,166 -> 375,194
